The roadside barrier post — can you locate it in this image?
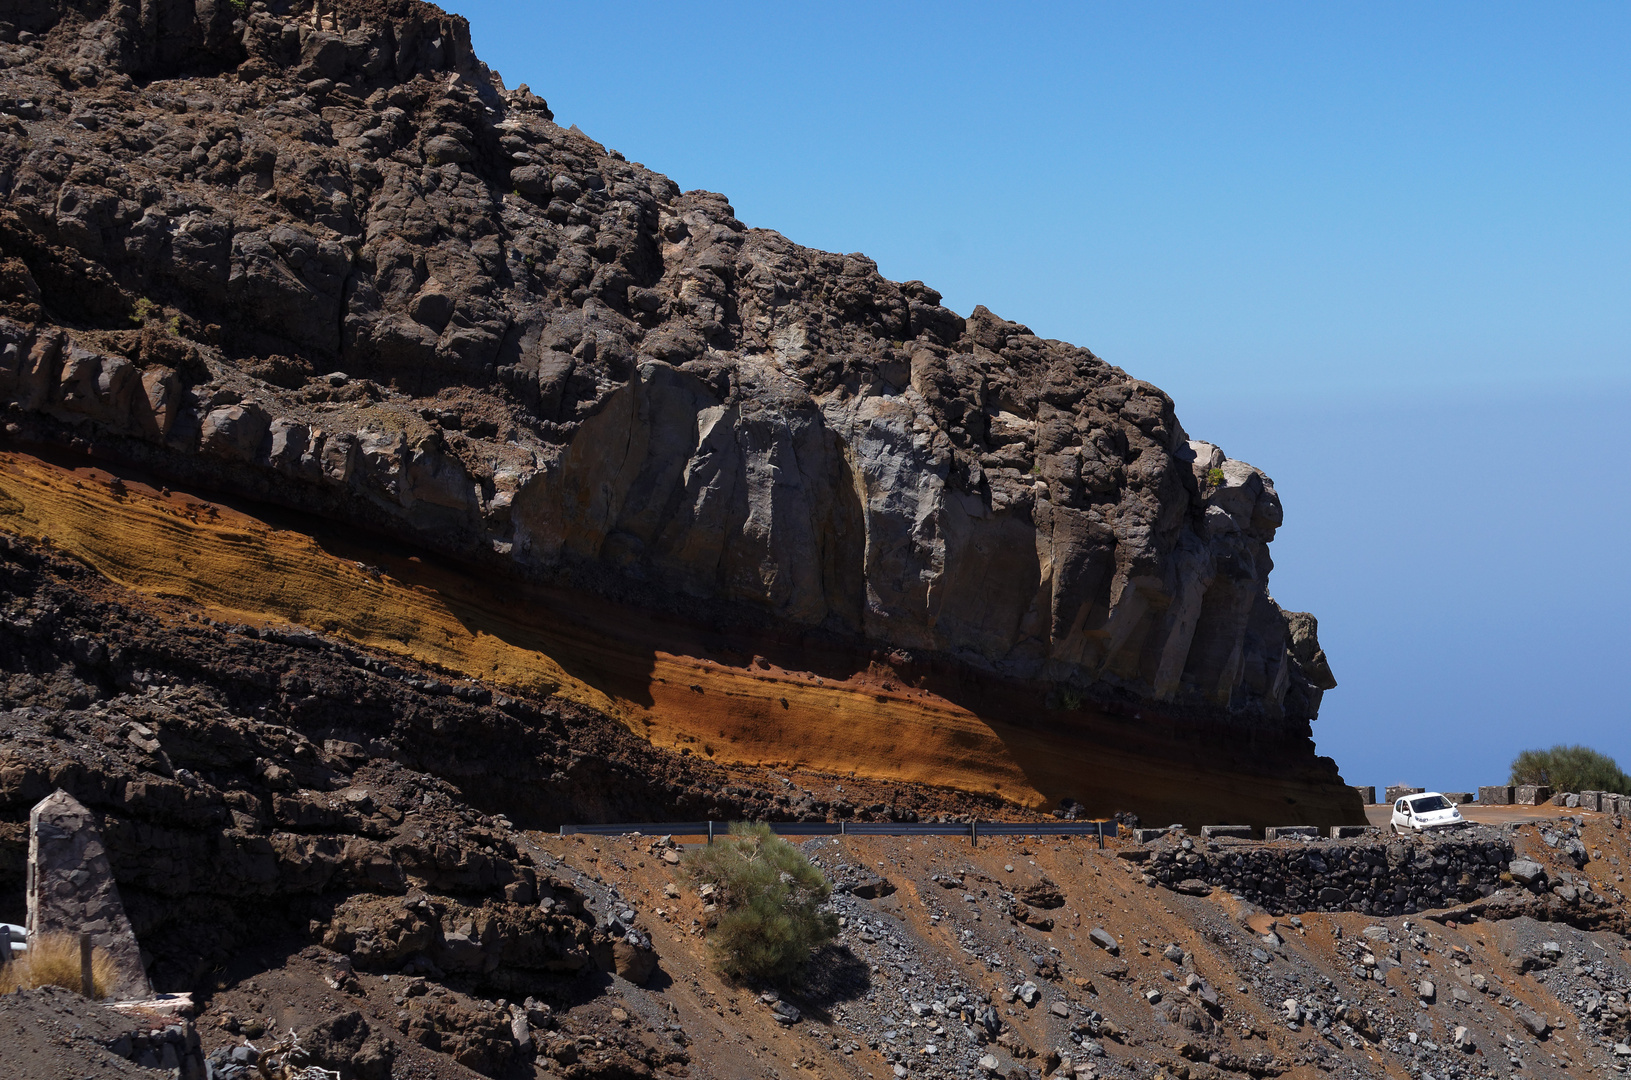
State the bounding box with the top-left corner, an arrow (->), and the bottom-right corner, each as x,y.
707,821 -> 715,845
79,932 -> 93,998
970,821 -> 978,847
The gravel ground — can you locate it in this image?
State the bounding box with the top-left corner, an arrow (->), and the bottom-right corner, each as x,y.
0,986 -> 175,1080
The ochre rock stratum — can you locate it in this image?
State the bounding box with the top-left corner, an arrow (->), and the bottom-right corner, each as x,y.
0,451 -> 1355,825
0,0 -> 1355,824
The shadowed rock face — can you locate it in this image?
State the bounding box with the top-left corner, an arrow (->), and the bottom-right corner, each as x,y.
0,0 -> 1333,726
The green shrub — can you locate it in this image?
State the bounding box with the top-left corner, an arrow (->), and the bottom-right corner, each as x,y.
130,297 -> 159,326
1509,744 -> 1631,794
1205,467 -> 1226,487
683,823 -> 837,982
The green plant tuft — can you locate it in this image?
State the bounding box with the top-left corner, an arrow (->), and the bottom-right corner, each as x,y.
1205,467 -> 1225,487
131,297 -> 159,326
1049,687 -> 1083,711
1510,745 -> 1631,794
683,823 -> 837,982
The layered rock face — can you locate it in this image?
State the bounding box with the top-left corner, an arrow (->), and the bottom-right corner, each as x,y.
0,531 -> 855,990
0,0 -> 1333,728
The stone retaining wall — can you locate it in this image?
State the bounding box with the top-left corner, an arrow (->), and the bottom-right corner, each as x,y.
1574,791 -> 1630,814
1146,836 -> 1515,917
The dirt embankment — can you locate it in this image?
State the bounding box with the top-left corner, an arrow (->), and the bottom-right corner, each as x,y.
31,812 -> 1631,1080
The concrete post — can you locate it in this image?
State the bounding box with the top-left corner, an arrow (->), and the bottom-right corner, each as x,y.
26,790 -> 150,1000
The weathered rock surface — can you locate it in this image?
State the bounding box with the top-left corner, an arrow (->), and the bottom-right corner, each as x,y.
0,0 -> 1334,732
0,530 -> 1008,989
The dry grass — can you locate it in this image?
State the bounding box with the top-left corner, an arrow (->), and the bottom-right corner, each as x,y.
0,933 -> 118,999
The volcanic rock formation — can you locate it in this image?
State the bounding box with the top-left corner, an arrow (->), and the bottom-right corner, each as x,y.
0,0 -> 1347,821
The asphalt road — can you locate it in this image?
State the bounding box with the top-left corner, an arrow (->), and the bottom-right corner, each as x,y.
1363,801 -> 1586,829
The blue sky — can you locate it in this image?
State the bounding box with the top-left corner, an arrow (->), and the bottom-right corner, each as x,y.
459,2 -> 1630,793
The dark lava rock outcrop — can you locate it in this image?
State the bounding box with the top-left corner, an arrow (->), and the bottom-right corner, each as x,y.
0,518 -> 1006,1009
0,0 -> 1335,729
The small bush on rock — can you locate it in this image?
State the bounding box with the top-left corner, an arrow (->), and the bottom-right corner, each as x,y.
1510,744 -> 1630,794
684,823 -> 837,982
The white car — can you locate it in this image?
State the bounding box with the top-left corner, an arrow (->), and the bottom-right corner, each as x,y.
1391,792 -> 1465,833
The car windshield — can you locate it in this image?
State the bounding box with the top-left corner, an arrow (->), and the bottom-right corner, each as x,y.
1410,796 -> 1452,813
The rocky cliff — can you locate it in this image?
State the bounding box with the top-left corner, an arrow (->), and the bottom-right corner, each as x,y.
0,0 -> 1346,819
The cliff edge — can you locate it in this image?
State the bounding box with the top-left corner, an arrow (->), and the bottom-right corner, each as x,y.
0,0 -> 1351,822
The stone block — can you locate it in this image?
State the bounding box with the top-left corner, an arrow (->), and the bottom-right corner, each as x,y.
1508,858 -> 1546,886
27,790 -> 151,1000
1351,786 -> 1376,805
1515,785 -> 1552,806
1134,828 -> 1170,844
1442,792 -> 1475,805
1580,791 -> 1603,812
1564,794 -> 1581,808
1264,826 -> 1319,841
1384,786 -> 1425,804
1200,825 -> 1253,840
1330,825 -> 1381,839
1478,785 -> 1514,806
1549,791 -> 1571,806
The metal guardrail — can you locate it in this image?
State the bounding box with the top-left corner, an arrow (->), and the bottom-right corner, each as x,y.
557,819 -> 1119,847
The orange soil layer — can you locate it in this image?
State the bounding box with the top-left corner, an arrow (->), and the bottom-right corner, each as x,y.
0,450 -> 1360,824
0,450 -> 1040,803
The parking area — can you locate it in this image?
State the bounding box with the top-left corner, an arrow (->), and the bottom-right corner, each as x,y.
1363,800 -> 1585,829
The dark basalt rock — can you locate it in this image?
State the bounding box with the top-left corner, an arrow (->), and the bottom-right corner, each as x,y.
0,0 -> 1335,733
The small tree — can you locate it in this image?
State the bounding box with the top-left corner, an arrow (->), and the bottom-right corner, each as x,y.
683,823 -> 838,982
1509,744 -> 1631,794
